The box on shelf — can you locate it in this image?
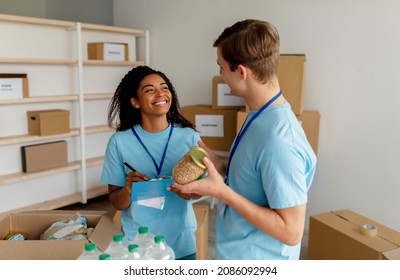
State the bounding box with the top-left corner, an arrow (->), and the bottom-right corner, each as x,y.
212,76 -> 245,109
193,203 -> 209,260
0,210 -> 121,260
88,42 -> 129,61
182,105 -> 239,151
0,73 -> 29,100
27,109 -> 70,136
21,140 -> 68,173
308,209 -> 400,260
236,109 -> 320,155
277,54 -> 306,115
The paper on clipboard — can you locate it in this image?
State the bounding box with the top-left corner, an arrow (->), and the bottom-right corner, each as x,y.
131,177 -> 174,202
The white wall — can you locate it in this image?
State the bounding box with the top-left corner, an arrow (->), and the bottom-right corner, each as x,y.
114,0 -> 400,231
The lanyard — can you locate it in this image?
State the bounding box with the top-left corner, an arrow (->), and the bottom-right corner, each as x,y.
225,91 -> 282,183
131,123 -> 174,177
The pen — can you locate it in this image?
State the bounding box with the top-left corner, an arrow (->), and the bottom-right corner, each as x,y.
124,162 -> 136,172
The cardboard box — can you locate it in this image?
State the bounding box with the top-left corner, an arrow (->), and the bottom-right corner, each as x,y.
236,109 -> 248,133
193,203 -> 209,260
88,42 -> 129,61
21,140 -> 68,173
182,105 -> 239,151
0,73 -> 29,99
0,210 -> 121,260
212,76 -> 246,109
277,54 -> 306,115
112,204 -> 209,260
27,109 -> 70,136
308,209 -> 400,260
236,110 -> 320,155
296,110 -> 320,156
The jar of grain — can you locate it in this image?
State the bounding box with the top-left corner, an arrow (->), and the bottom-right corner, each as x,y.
173,146 -> 210,184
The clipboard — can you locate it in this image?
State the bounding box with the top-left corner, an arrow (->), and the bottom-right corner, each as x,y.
131,177 -> 174,201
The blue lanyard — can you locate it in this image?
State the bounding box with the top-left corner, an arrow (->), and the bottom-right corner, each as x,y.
131,123 -> 174,177
225,91 -> 282,183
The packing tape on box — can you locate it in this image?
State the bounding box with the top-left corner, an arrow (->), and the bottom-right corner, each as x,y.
360,224 -> 378,236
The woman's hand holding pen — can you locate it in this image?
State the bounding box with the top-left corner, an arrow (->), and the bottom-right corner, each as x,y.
124,162 -> 149,195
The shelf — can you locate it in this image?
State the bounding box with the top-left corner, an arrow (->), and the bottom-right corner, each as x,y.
0,13 -> 75,28
84,93 -> 113,100
0,129 -> 80,146
83,60 -> 145,66
81,22 -> 145,36
0,156 -> 104,186
0,12 -> 148,214
0,57 -> 146,66
0,57 -> 76,65
0,125 -> 112,146
0,185 -> 108,218
0,95 -> 78,105
0,93 -> 112,105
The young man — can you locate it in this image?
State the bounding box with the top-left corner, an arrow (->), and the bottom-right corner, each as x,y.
172,19 -> 317,259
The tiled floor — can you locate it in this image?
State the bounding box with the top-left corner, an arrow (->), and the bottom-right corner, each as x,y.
60,195 -> 307,260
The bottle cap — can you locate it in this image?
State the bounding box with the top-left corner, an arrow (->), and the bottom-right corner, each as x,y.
99,253 -> 111,260
128,244 -> 140,252
189,146 -> 210,169
85,243 -> 96,251
154,235 -> 165,243
138,226 -> 148,234
113,234 -> 124,242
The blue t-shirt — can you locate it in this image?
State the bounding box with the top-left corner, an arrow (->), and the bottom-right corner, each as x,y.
100,123 -> 201,259
216,102 -> 317,260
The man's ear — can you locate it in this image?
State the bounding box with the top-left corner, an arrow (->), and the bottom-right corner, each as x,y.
237,64 -> 248,80
130,97 -> 139,108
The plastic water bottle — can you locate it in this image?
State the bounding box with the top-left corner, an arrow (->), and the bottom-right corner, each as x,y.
105,234 -> 129,260
143,235 -> 175,260
99,253 -> 111,260
77,242 -> 100,260
132,226 -> 154,255
127,244 -> 142,260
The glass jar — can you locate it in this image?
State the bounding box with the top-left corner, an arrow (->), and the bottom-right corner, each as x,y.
172,146 -> 210,184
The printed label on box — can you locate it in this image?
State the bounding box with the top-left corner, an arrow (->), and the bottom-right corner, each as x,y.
0,78 -> 23,99
217,84 -> 245,106
104,43 -> 125,61
195,115 -> 224,137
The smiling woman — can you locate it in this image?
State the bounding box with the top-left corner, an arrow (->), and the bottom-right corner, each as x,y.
99,65 -> 204,260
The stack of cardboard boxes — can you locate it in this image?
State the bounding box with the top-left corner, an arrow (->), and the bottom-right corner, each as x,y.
22,109 -> 70,173
182,75 -> 245,152
183,54 -> 320,155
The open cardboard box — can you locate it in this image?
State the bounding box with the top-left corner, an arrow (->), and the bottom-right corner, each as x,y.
112,203 -> 209,260
0,210 -> 121,260
308,209 -> 400,260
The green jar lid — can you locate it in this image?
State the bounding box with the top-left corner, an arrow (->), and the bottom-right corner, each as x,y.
189,146 -> 210,169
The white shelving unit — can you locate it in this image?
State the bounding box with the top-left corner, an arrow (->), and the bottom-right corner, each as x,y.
0,13 -> 149,216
